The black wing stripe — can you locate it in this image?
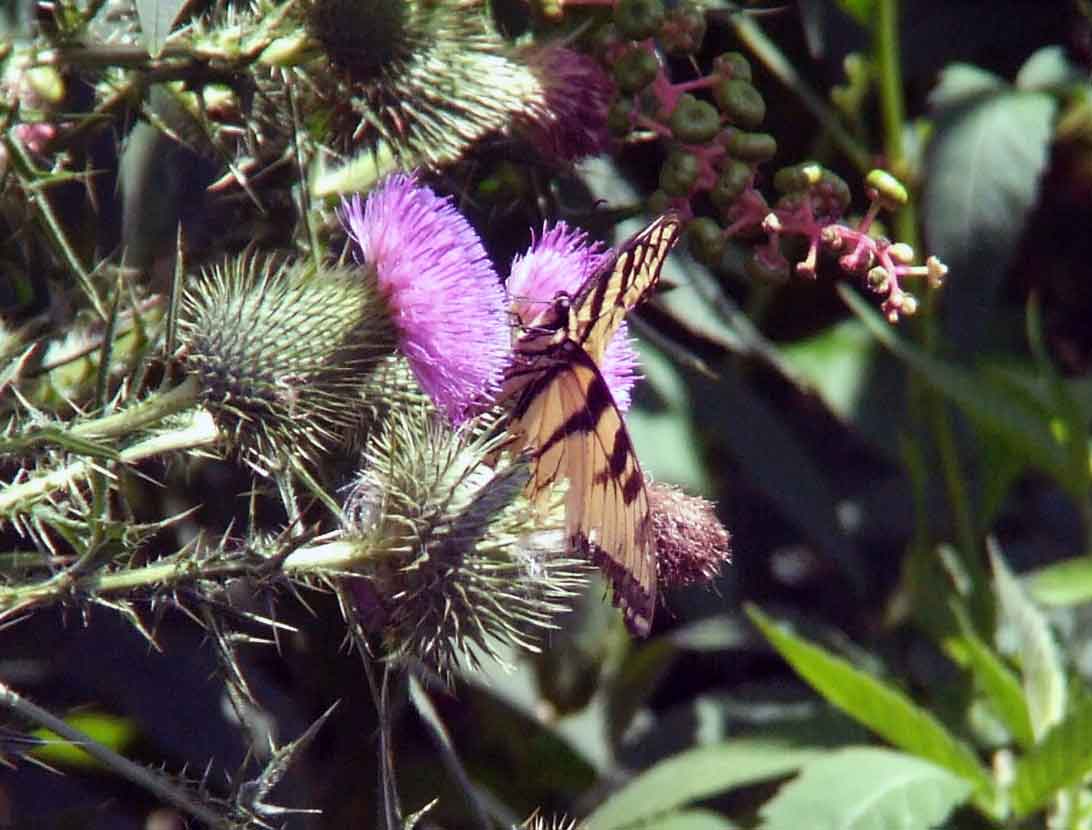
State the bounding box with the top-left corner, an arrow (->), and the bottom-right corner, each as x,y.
538,366 -> 613,457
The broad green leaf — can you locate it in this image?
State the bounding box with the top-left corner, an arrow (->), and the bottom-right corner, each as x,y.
840,287 -> 1075,495
759,747 -> 973,830
990,543 -> 1065,741
644,809 -> 738,830
746,606 -> 996,809
949,605 -> 1035,749
585,741 -> 825,830
1015,46 -> 1083,90
923,87 -> 1055,352
31,712 -> 138,769
927,64 -> 1006,109
135,0 -> 189,55
1011,695 -> 1092,817
1027,556 -> 1092,606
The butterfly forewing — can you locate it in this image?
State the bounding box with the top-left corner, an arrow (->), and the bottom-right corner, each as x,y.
569,213 -> 683,362
507,213 -> 682,636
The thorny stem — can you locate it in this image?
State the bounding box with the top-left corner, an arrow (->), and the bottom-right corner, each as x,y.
0,392 -> 215,516
2,133 -> 106,320
0,536 -> 367,619
0,680 -> 231,829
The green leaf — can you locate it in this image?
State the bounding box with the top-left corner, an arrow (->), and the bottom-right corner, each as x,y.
135,0 -> 189,55
989,543 -> 1065,741
839,287 -> 1076,496
746,605 -> 996,810
585,741 -> 825,830
923,86 -> 1056,352
927,64 -> 1006,109
31,712 -> 138,769
643,809 -> 738,830
948,604 -> 1035,749
1011,695 -> 1092,817
759,747 -> 973,830
1015,46 -> 1084,90
1027,555 -> 1092,606
831,0 -> 874,26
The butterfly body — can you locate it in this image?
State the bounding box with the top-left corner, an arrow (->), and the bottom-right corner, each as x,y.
504,214 -> 682,636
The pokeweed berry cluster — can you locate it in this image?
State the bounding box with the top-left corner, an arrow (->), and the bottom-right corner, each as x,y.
576,0 -> 946,323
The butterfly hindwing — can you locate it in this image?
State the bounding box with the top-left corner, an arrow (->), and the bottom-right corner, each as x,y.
510,343 -> 655,635
507,213 -> 682,636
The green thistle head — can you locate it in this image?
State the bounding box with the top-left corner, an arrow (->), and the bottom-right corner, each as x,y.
178,254 -> 397,469
342,404 -> 587,679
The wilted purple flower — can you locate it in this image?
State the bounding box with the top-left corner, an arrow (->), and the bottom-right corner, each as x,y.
341,173 -> 509,422
507,222 -> 641,411
516,44 -> 612,163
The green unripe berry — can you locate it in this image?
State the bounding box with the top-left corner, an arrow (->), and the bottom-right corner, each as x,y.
710,160 -> 752,210
614,0 -> 666,40
713,79 -> 765,129
865,169 -> 909,210
773,161 -> 823,194
713,51 -> 752,82
607,97 -> 635,137
647,189 -> 672,215
687,218 -> 726,265
659,149 -> 701,197
661,3 -> 707,55
613,46 -> 660,94
725,130 -> 777,162
670,94 -> 721,144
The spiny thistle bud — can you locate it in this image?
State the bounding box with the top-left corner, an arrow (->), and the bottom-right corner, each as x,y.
295,0 -> 548,190
179,255 -> 397,468
520,814 -> 583,830
342,404 -> 588,679
648,482 -> 731,589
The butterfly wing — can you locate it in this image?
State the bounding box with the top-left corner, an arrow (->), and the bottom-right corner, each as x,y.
509,341 -> 655,635
505,213 -> 682,636
569,213 -> 683,363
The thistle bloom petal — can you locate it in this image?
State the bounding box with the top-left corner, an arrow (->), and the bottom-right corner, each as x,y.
342,173 -> 509,422
507,222 -> 638,410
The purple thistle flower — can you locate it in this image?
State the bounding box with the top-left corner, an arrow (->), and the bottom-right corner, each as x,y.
508,222 -> 641,411
516,44 -> 612,163
341,173 -> 509,422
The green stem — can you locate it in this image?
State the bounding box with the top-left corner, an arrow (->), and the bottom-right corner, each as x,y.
71,375 -> 202,439
0,680 -> 231,829
730,15 -> 871,172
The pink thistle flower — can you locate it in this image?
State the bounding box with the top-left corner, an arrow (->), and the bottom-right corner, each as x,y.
516,45 -> 613,163
507,222 -> 641,411
341,173 -> 509,423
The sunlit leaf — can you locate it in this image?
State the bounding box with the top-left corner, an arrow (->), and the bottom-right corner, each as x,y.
1027,556 -> 1092,606
746,605 -> 997,812
1011,695 -> 1092,817
759,747 -> 973,830
585,741 -> 825,830
31,712 -> 138,769
990,542 -> 1065,741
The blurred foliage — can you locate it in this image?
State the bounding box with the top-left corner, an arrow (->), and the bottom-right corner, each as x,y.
4,0 -> 1092,829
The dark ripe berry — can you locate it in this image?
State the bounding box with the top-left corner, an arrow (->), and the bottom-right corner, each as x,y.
613,46 -> 660,94
746,252 -> 790,283
710,160 -> 752,210
659,149 -> 701,197
614,0 -> 666,40
726,131 -> 777,163
687,217 -> 726,265
713,52 -> 752,82
818,170 -> 852,213
607,96 -> 636,137
670,94 -> 720,144
713,79 -> 765,129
